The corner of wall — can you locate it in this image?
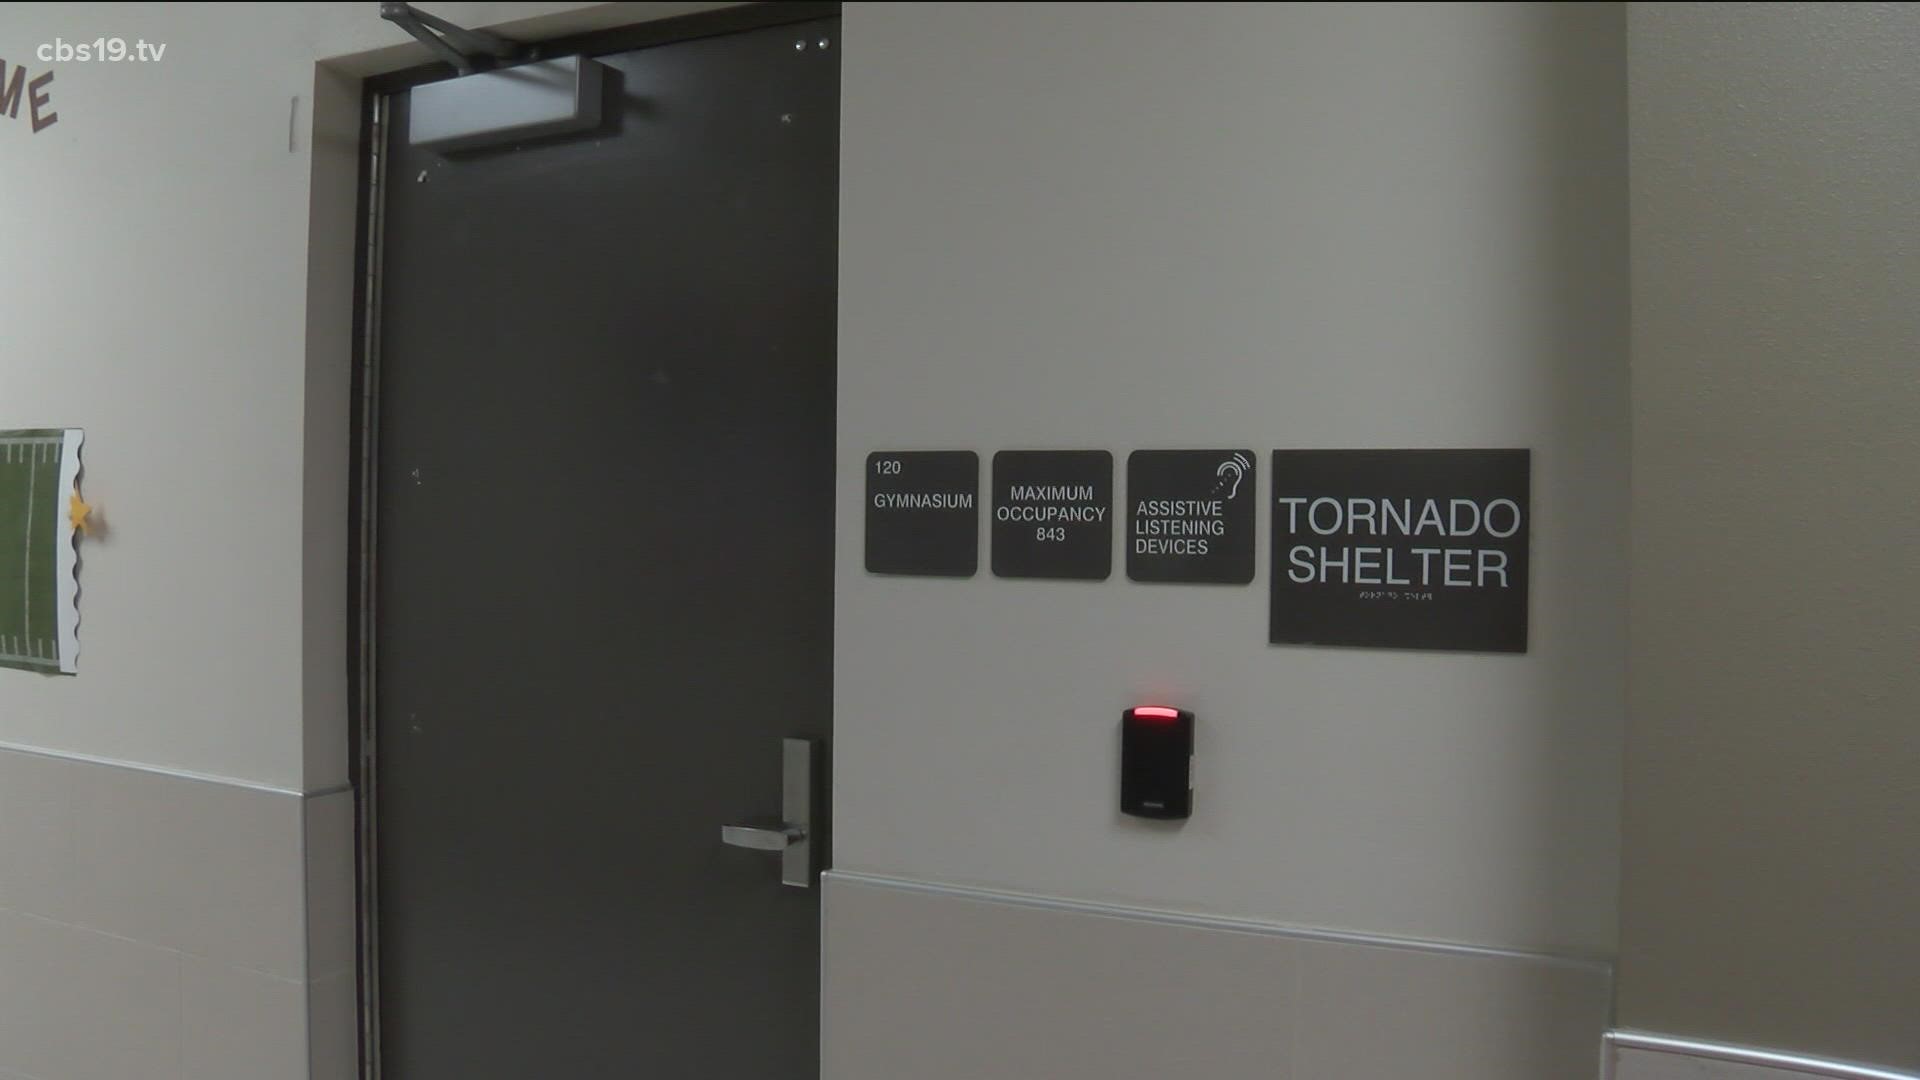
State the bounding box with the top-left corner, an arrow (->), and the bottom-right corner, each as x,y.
300,61 -> 363,796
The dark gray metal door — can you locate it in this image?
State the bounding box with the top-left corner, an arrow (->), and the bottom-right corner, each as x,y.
370,17 -> 837,1078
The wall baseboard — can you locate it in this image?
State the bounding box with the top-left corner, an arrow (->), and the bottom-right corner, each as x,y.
826,872 -> 1612,1080
1607,1032 -> 1920,1080
830,869 -> 1608,970
0,738 -> 345,799
0,743 -> 354,1079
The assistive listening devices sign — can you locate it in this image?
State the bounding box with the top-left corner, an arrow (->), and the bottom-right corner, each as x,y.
1127,450 -> 1256,584
1269,449 -> 1529,653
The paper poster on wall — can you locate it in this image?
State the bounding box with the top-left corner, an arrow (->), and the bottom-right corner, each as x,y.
1270,449 -> 1529,653
0,430 -> 84,674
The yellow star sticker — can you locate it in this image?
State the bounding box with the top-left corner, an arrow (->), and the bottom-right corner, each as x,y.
70,493 -> 93,536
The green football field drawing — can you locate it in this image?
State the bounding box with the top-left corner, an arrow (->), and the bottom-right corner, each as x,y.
0,430 -> 84,675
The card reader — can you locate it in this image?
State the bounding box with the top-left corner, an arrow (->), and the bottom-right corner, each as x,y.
1121,706 -> 1194,820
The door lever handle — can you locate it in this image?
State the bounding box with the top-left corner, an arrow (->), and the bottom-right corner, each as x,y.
721,821 -> 806,852
719,738 -> 817,888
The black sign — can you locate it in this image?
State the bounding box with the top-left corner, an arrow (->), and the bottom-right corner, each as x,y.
1270,449 -> 1529,653
992,450 -> 1113,580
1126,450 -> 1257,584
865,451 -> 979,576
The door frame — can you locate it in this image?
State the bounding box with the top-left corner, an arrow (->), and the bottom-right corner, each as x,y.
345,5 -> 841,1075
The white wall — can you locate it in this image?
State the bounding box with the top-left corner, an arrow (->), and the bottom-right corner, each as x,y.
1619,2 -> 1920,1072
835,1 -> 1627,956
1,3 -> 1632,1077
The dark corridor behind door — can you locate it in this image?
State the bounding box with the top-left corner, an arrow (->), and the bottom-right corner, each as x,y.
370,16 -> 837,1078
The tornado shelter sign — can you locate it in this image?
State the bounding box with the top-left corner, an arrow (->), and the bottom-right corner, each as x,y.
1270,449 -> 1529,653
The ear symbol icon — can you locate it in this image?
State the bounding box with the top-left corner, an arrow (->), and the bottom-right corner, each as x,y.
1215,453 -> 1250,499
